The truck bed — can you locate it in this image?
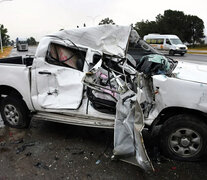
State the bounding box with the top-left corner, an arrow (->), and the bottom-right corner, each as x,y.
0,56 -> 33,66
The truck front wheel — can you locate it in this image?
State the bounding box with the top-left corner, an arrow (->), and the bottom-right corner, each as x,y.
0,96 -> 30,128
169,50 -> 174,56
160,114 -> 207,161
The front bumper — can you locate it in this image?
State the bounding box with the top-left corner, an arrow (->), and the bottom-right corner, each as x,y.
174,49 -> 187,54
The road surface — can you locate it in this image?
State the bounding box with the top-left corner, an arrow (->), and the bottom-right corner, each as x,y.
9,46 -> 37,57
168,53 -> 207,64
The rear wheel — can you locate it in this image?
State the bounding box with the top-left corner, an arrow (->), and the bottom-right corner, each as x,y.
160,114 -> 207,161
0,96 -> 30,128
180,53 -> 185,56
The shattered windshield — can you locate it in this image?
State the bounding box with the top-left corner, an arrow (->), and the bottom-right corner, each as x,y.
19,41 -> 27,44
170,38 -> 183,45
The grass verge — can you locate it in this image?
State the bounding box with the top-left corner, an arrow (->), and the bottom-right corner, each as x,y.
187,45 -> 207,50
0,46 -> 13,58
188,48 -> 207,51
187,52 -> 207,55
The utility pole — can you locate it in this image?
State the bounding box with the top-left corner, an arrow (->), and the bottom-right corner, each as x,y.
0,29 -> 3,53
0,0 -> 13,53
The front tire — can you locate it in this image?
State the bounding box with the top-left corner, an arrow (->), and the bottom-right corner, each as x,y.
169,50 -> 174,56
160,114 -> 207,161
0,96 -> 30,128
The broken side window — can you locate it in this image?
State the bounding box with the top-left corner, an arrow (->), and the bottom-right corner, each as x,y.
166,39 -> 171,45
46,43 -> 86,71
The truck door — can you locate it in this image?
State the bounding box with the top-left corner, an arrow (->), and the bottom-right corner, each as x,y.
34,43 -> 86,110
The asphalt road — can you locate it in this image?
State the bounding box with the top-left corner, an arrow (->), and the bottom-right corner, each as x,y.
9,46 -> 37,57
168,53 -> 207,64
0,47 -> 207,179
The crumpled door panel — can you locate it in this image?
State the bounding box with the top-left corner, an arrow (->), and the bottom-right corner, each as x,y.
113,90 -> 153,171
36,67 -> 84,109
83,59 -> 153,171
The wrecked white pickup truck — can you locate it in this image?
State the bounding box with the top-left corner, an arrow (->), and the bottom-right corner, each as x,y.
0,25 -> 207,171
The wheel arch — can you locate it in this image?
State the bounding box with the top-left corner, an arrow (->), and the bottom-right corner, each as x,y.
0,85 -> 23,99
151,106 -> 207,129
0,85 -> 30,111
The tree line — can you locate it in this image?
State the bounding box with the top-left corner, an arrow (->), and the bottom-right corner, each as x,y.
134,10 -> 205,45
97,10 -> 205,45
0,25 -> 37,46
1,9 -> 205,46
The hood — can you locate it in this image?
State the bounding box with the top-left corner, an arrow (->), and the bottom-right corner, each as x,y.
36,25 -> 132,58
173,61 -> 207,84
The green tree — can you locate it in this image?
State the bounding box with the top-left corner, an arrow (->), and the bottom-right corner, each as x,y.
27,37 -> 37,45
134,10 -> 205,44
98,18 -> 115,25
185,15 -> 205,44
155,10 -> 187,41
10,40 -> 14,46
0,24 -> 10,46
134,20 -> 158,38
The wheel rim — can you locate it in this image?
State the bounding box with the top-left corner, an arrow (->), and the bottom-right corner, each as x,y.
168,128 -> 202,158
4,104 -> 20,125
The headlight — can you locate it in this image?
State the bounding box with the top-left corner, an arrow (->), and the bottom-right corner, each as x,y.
176,47 -> 179,50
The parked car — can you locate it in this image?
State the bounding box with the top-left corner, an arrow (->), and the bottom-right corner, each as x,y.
144,34 -> 187,56
0,25 -> 207,171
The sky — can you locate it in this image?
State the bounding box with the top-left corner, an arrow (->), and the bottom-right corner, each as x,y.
0,0 -> 206,41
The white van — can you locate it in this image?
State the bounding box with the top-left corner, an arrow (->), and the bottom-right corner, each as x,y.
144,34 -> 187,56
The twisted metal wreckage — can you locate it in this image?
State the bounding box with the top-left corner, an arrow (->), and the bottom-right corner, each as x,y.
1,25 -> 207,171
35,25 -> 207,171
44,25 -> 159,171
51,25 -> 175,171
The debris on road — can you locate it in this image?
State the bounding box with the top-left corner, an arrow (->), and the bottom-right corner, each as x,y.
16,142 -> 35,154
171,167 -> 177,170
96,159 -> 101,165
16,145 -> 26,154
65,147 -> 85,155
10,138 -> 24,144
25,152 -> 32,156
34,162 -> 49,170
